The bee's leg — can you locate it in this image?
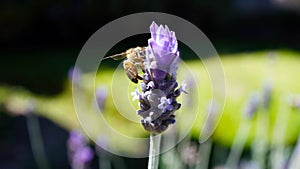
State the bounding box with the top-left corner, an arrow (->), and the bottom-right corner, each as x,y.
137,75 -> 143,80
128,69 -> 139,83
124,60 -> 139,83
130,62 -> 143,80
135,62 -> 145,73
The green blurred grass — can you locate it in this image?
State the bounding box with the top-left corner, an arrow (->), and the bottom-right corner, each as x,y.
1,50 -> 300,153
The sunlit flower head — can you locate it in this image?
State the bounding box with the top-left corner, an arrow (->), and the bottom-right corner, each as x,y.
145,21 -> 179,77
133,22 -> 186,134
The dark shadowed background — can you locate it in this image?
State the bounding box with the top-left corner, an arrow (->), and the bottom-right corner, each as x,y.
1,0 -> 299,93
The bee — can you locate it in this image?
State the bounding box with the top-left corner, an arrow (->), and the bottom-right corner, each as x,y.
103,46 -> 146,83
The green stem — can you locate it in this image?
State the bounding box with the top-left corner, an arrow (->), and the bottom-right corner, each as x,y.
195,140 -> 212,169
288,135 -> 300,169
269,97 -> 290,169
26,114 -> 51,169
225,122 -> 251,169
148,133 -> 161,169
96,150 -> 111,169
112,155 -> 127,169
252,109 -> 269,169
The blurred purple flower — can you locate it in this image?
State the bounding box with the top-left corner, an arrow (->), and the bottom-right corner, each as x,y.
287,94 -> 300,110
134,22 -> 185,134
68,67 -> 82,84
180,142 -> 199,167
67,130 -> 94,169
72,147 -> 94,168
68,130 -> 86,151
243,92 -> 260,119
96,85 -> 108,110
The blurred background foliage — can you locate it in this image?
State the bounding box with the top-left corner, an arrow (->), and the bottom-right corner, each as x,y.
1,0 -> 300,168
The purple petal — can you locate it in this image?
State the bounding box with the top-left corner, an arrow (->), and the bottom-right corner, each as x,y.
150,21 -> 159,39
150,69 -> 168,82
166,105 -> 173,112
167,98 -> 173,104
74,147 -> 94,163
145,22 -> 179,75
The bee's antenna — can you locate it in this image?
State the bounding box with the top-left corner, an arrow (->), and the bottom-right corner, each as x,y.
102,52 -> 126,60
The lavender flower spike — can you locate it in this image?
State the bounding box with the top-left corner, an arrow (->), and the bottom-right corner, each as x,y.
135,22 -> 185,134
67,130 -> 94,169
